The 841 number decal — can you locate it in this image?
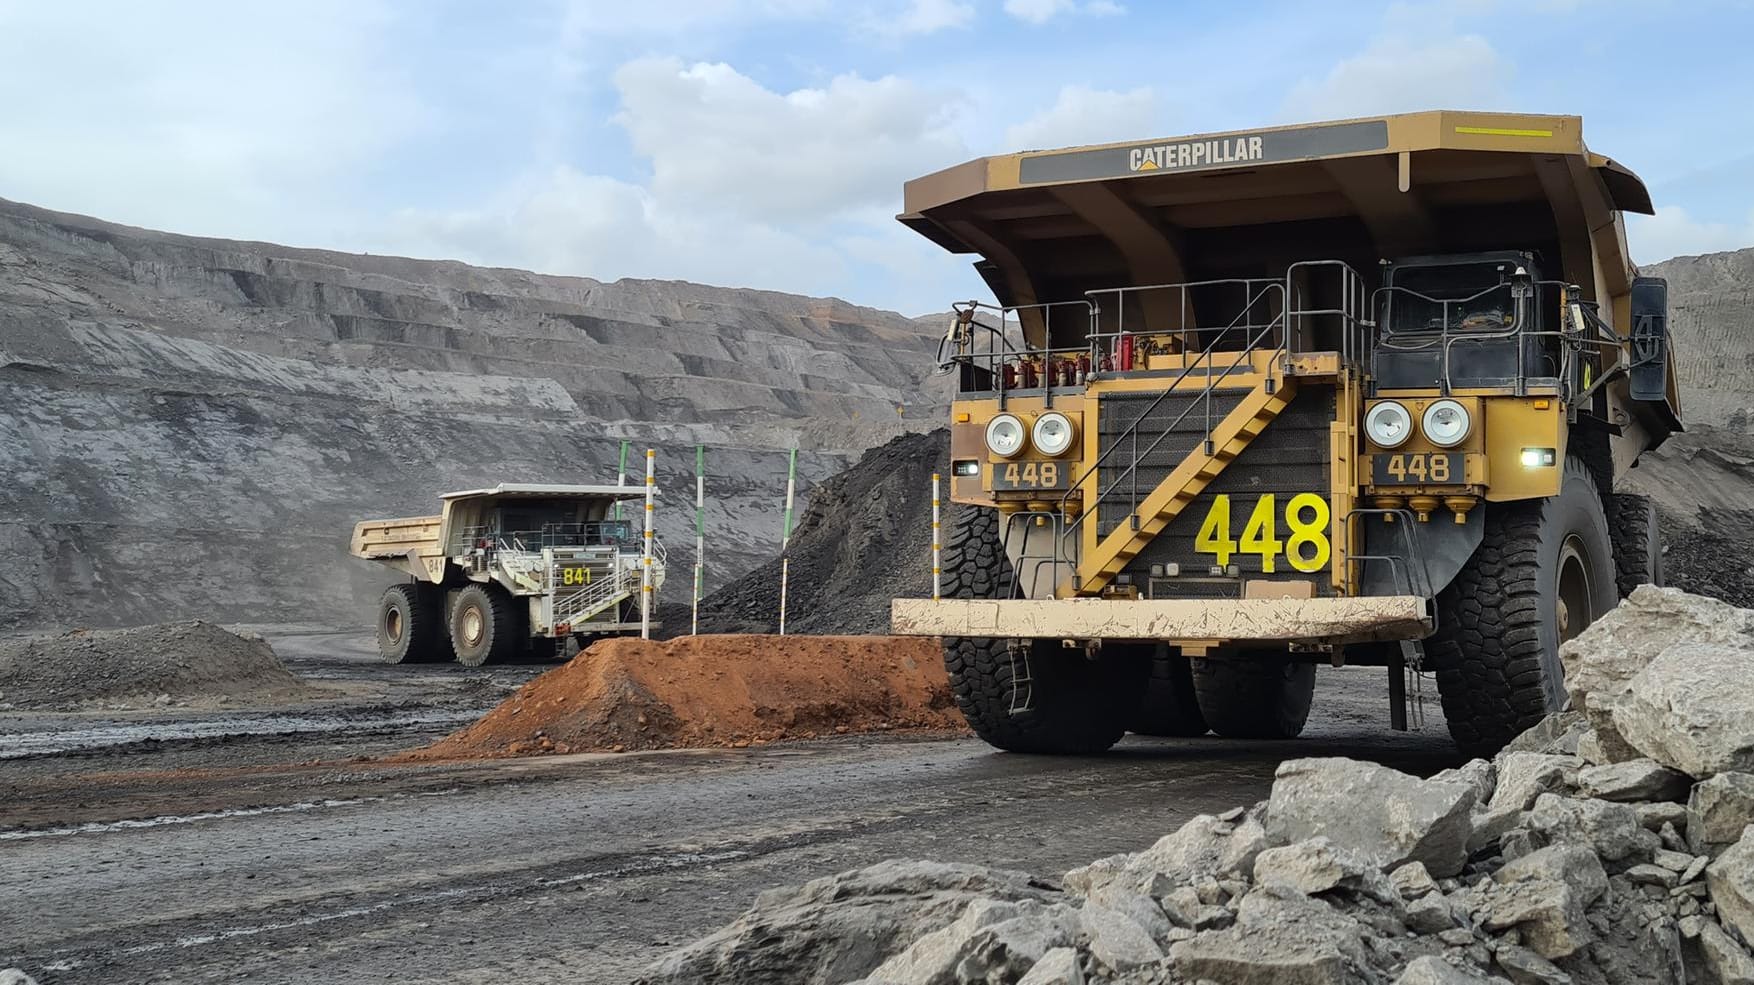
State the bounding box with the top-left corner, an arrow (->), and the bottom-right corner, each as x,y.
1193,493 -> 1331,573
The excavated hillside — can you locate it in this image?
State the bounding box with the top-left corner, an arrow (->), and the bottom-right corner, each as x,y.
0,198 -> 950,630
1619,248 -> 1754,606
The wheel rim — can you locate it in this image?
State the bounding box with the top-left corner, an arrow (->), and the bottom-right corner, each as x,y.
1556,534 -> 1595,643
462,605 -> 485,647
385,608 -> 404,644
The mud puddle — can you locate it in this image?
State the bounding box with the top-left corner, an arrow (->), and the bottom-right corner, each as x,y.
0,707 -> 479,760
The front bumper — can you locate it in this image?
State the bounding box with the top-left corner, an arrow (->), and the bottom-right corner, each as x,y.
891,596 -> 1430,645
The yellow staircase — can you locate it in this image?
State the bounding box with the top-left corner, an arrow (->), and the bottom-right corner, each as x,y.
1071,374 -> 1298,595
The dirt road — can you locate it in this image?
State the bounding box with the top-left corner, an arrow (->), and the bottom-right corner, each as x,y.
0,632 -> 1459,985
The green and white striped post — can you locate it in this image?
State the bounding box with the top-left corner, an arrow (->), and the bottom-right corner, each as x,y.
691,444 -> 705,636
640,448 -> 656,640
777,447 -> 798,636
614,440 -> 631,521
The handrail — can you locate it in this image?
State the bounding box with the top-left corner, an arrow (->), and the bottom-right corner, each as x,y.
1054,284 -> 1291,581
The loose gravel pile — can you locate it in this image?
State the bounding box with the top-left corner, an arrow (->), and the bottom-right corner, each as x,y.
0,621 -> 311,710
414,633 -> 960,758
644,587 -> 1754,985
680,429 -> 949,636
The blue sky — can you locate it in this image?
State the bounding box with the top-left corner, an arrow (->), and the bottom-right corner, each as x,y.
3,0 -> 1752,315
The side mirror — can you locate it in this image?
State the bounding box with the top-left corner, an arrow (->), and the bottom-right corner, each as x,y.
1629,276 -> 1668,402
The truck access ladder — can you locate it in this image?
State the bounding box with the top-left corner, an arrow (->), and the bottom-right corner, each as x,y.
550,567 -> 641,627
1055,261 -> 1370,597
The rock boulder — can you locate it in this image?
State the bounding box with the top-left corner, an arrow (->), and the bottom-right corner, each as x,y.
1267,758 -> 1477,877
1611,643 -> 1754,779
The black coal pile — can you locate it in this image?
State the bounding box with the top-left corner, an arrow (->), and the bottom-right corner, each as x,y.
674,429 -> 949,636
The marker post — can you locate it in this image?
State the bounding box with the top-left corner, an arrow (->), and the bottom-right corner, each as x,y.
692,444 -> 705,636
641,448 -> 655,640
777,448 -> 798,635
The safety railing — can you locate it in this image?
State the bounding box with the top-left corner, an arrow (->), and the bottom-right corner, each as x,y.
1372,276 -> 1639,405
1053,286 -> 1291,585
932,259 -> 1373,595
449,522 -> 639,557
551,566 -> 641,626
938,299 -> 1097,409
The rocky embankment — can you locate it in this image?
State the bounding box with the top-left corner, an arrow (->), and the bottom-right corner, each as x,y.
0,198 -> 950,629
644,586 -> 1754,985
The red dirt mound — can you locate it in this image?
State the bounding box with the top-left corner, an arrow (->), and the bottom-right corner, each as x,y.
415,634 -> 962,759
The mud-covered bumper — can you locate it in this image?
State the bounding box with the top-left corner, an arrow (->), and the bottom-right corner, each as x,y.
890,596 -> 1431,645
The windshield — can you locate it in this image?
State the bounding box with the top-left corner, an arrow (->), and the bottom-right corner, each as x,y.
1385,262 -> 1515,336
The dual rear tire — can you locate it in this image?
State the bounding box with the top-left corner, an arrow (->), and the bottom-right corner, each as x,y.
376,581 -> 528,666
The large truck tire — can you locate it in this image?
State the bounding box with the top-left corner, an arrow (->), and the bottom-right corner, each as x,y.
449,583 -> 523,667
1609,493 -> 1663,598
1190,652 -> 1315,739
939,507 -> 1143,754
1427,455 -> 1619,757
1130,644 -> 1209,737
376,583 -> 448,664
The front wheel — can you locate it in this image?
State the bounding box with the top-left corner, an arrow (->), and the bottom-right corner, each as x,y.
1426,455 -> 1618,757
449,583 -> 523,667
945,637 -> 1146,754
939,506 -> 1144,753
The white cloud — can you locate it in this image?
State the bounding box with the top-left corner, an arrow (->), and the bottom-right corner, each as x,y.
384,166 -> 848,295
0,2 -> 426,242
870,0 -> 976,36
1003,85 -> 1162,150
1627,205 -> 1754,265
382,57 -> 989,312
1002,0 -> 1124,24
612,57 -> 967,223
1282,34 -> 1508,121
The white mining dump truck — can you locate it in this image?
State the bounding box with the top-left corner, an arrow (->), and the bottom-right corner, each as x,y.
350,484 -> 665,665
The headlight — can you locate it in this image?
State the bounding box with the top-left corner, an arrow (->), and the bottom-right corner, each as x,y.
1365,401 -> 1413,448
1031,412 -> 1076,456
1422,399 -> 1472,447
985,414 -> 1027,458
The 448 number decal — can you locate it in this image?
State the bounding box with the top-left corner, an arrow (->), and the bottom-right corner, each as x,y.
1193,493 -> 1331,573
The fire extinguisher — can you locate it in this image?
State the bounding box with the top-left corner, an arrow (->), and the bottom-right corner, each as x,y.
1020,360 -> 1039,389
1116,332 -> 1134,372
1076,353 -> 1091,384
1001,362 -> 1018,390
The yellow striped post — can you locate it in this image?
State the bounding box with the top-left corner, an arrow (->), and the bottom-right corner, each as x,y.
931,472 -> 942,601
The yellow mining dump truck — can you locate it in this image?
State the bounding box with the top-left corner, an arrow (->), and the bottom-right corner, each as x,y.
891,111 -> 1681,756
350,484 -> 664,665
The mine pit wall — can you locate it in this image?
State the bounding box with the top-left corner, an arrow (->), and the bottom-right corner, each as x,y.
0,198 -> 948,630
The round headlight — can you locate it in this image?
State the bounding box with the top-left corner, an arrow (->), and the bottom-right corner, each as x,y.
1365,401 -> 1413,449
1422,399 -> 1472,448
1031,412 -> 1075,456
985,414 -> 1027,458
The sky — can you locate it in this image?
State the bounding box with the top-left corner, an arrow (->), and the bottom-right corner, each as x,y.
2,0 -> 1752,315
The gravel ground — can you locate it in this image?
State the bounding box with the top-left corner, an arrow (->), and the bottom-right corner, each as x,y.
0,633 -> 1453,985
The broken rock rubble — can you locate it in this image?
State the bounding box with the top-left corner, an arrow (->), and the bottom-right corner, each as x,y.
642,590 -> 1754,984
